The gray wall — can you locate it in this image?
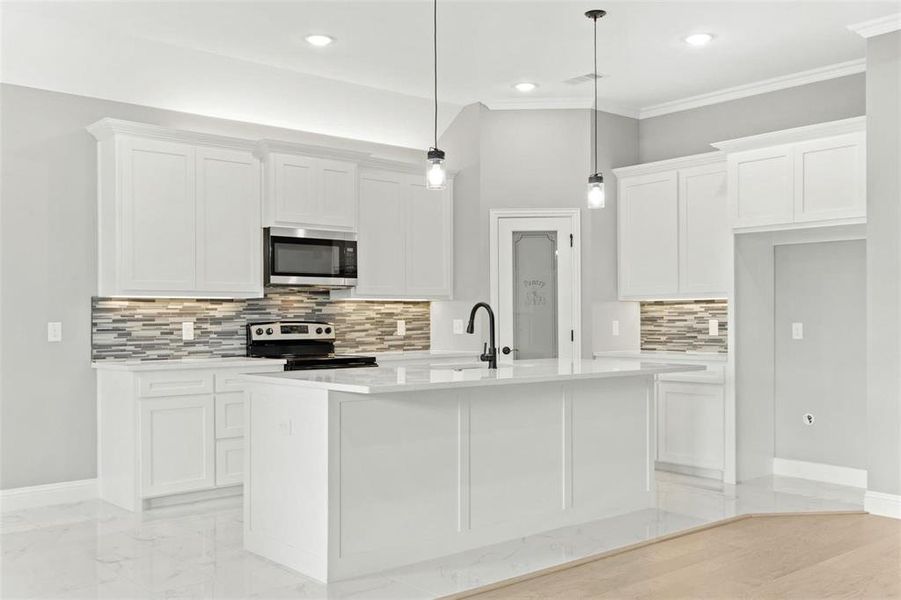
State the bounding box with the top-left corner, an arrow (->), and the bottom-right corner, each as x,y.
431,106 -> 640,357
639,74 -> 867,163
865,31 -> 901,497
774,241 -> 867,469
0,84 -> 420,489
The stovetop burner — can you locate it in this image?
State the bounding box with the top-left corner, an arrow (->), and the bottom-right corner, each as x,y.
246,321 -> 377,371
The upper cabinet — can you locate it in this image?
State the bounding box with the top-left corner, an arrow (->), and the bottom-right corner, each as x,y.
257,141 -> 362,231
89,119 -> 263,298
615,153 -> 729,301
333,166 -> 453,300
712,117 -> 866,231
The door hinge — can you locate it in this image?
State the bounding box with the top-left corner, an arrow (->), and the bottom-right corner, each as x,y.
571,330 -> 575,342
570,233 -> 574,247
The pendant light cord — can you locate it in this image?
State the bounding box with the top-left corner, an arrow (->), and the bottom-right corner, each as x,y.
433,0 -> 438,149
592,14 -> 598,175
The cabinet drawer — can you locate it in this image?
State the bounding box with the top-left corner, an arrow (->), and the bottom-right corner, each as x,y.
215,393 -> 244,439
216,438 -> 243,487
215,366 -> 280,392
138,372 -> 214,398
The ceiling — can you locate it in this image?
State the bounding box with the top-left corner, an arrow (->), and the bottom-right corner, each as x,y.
11,0 -> 899,115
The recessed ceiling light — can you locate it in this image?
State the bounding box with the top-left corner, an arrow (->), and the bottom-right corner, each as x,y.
684,33 -> 714,47
513,82 -> 538,93
305,34 -> 334,47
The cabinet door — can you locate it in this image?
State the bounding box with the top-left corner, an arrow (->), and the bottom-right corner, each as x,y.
318,158 -> 357,230
270,153 -> 317,226
119,137 -> 196,291
216,438 -> 243,487
729,146 -> 794,228
657,382 -> 724,470
195,147 -> 262,294
215,392 -> 244,439
356,170 -> 406,295
793,132 -> 866,223
404,176 -> 452,298
678,164 -> 729,295
139,395 -> 215,497
618,172 -> 679,298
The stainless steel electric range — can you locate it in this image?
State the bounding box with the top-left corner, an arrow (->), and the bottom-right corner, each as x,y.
245,321 -> 377,371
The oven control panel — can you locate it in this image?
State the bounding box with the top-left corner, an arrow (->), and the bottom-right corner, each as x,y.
247,321 -> 335,341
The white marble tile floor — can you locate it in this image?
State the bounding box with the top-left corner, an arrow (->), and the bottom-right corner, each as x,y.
0,473 -> 865,599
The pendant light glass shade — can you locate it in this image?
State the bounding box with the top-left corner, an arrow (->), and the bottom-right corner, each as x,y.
587,173 -> 605,209
426,148 -> 447,190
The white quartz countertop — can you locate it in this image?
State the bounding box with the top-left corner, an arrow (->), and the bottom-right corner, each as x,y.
240,358 -> 705,394
593,350 -> 728,364
92,357 -> 286,371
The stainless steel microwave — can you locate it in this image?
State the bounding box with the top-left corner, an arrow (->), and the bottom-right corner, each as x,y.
264,227 -> 357,288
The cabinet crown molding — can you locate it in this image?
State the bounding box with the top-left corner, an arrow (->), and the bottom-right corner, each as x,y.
255,139 -> 373,162
711,116 -> 866,154
847,13 -> 901,38
612,151 -> 725,178
86,118 -> 257,151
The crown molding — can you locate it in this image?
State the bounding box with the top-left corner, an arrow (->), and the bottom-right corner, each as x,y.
711,116 -> 866,153
848,13 -> 901,38
482,97 -> 641,119
86,118 -> 257,151
638,59 -> 867,120
255,139 -> 372,162
612,151 -> 725,178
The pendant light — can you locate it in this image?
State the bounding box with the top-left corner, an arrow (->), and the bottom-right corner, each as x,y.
585,9 -> 606,209
426,0 -> 447,190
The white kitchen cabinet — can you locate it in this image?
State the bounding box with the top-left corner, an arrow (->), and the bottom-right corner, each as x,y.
713,117 -> 866,231
88,119 -> 263,298
618,171 -> 679,298
793,132 -> 866,222
260,146 -> 358,231
679,163 -> 730,294
196,147 -> 262,293
615,154 -> 728,300
727,146 -> 794,229
140,395 -> 216,498
657,381 -> 724,472
96,360 -> 283,511
335,167 -> 453,300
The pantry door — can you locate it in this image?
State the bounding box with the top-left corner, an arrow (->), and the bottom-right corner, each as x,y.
491,210 -> 581,363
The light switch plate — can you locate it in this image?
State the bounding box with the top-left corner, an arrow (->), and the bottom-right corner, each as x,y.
708,319 -> 719,336
396,320 -> 406,336
611,320 -> 620,336
453,319 -> 464,335
182,322 -> 195,341
47,322 -> 62,342
792,322 -> 804,340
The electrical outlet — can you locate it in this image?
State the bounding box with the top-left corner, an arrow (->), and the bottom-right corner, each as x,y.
181,322 -> 195,341
396,320 -> 406,336
708,319 -> 719,336
611,320 -> 620,336
803,413 -> 815,425
47,322 -> 62,342
792,322 -> 804,340
453,319 -> 464,335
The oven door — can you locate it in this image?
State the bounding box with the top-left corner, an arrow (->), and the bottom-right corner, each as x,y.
265,228 -> 357,287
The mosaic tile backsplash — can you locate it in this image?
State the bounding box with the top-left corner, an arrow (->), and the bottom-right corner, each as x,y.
640,300 -> 728,353
92,288 -> 430,361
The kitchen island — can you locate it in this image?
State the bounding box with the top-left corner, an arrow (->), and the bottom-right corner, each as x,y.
240,358 -> 703,582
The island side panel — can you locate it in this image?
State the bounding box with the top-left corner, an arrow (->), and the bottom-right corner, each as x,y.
327,376 -> 656,581
243,382 -> 331,582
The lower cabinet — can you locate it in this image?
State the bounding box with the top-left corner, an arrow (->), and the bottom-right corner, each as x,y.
97,363 -> 279,511
139,395 -> 216,497
656,380 -> 725,472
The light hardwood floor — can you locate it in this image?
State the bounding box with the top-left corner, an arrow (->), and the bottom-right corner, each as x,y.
451,513 -> 901,599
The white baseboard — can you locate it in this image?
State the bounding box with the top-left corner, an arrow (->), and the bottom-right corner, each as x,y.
772,458 -> 867,488
865,490 -> 901,519
0,479 -> 98,513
